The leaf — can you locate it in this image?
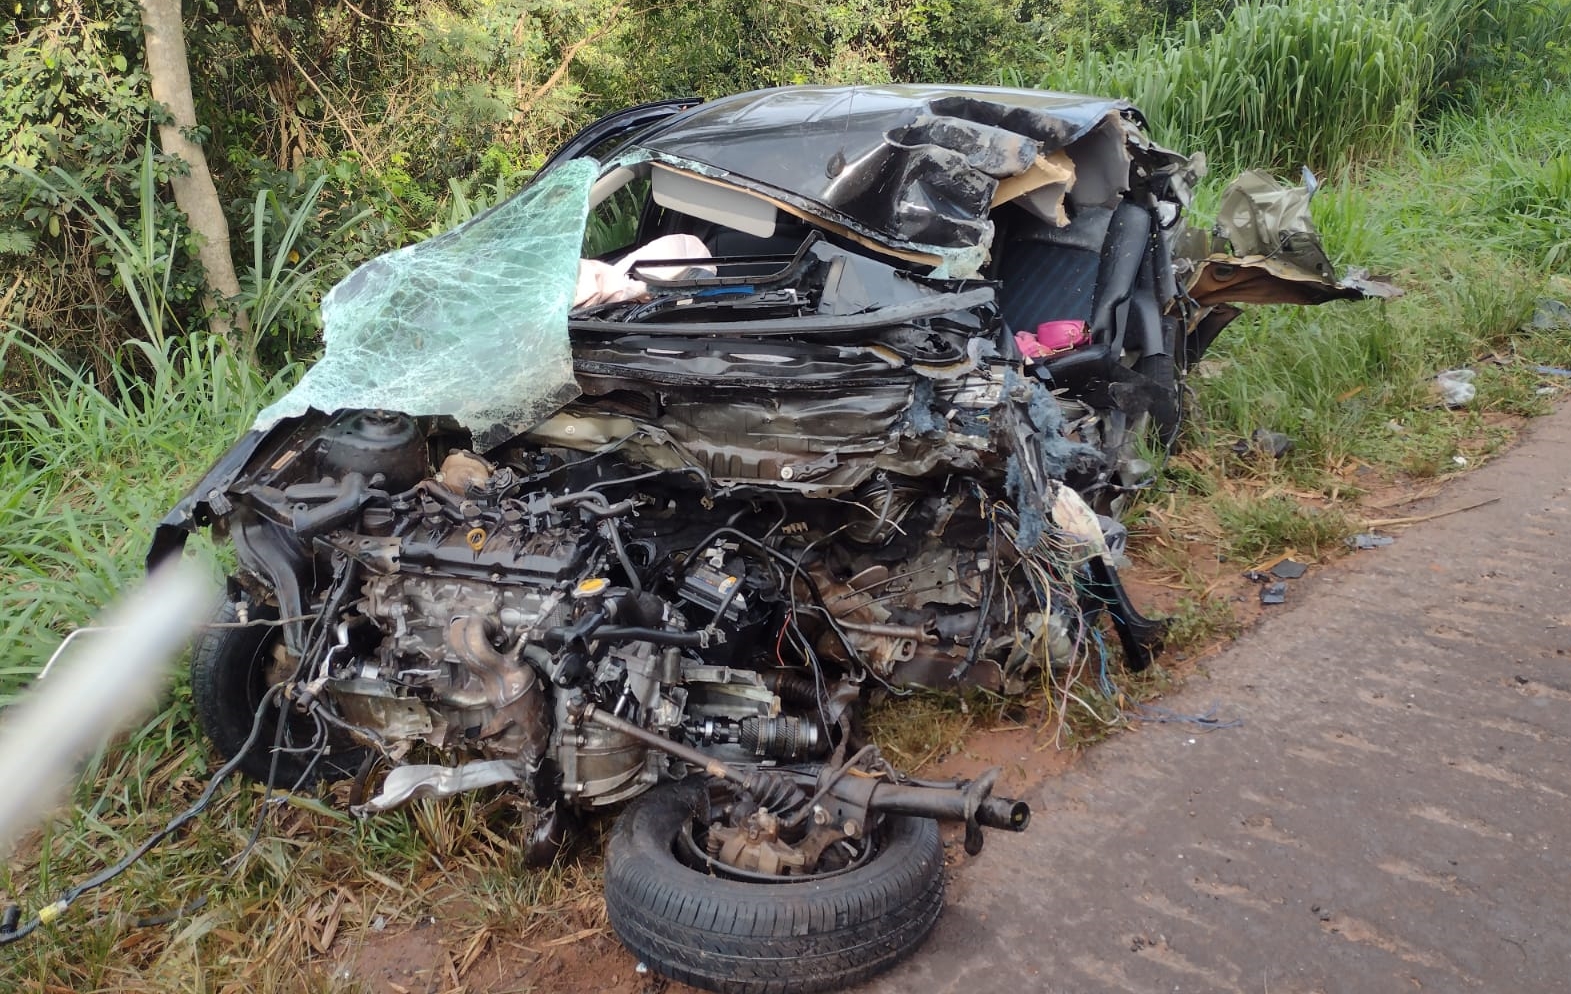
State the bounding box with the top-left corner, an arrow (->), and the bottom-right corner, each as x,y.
314,888 -> 348,952
0,229 -> 35,256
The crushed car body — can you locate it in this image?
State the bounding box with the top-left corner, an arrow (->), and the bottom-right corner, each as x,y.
148,85 -> 1385,994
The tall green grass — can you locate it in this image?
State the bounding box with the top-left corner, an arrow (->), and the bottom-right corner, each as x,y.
0,149 -> 307,701
1183,85 -> 1571,484
0,329 -> 272,701
1035,0 -> 1571,174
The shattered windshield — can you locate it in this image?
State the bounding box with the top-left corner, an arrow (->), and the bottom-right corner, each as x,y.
255,159 -> 596,449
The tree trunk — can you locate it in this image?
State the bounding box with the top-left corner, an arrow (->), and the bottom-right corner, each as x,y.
139,0 -> 251,345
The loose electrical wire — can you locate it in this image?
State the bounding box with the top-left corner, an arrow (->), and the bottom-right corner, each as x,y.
781,744 -> 879,829
226,700 -> 331,880
0,684 -> 285,946
38,614 -> 322,679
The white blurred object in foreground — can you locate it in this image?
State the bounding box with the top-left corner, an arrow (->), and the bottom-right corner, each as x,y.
0,562 -> 216,850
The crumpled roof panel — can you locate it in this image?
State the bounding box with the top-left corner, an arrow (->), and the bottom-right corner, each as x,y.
638,85 -> 1145,253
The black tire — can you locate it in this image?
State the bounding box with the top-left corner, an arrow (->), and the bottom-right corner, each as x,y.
190,598 -> 366,786
605,778 -> 945,994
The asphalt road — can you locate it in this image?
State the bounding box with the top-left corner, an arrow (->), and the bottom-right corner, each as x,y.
867,403 -> 1571,994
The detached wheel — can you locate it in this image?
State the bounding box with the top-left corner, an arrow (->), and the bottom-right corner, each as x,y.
190,598 -> 366,786
605,778 -> 945,994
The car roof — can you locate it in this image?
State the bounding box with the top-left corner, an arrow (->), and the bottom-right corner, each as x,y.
629,85 -> 1152,254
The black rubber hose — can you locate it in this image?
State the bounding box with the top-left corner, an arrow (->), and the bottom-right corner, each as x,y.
592,626 -> 709,646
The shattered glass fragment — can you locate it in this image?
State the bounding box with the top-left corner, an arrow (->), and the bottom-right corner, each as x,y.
256,160 -> 597,449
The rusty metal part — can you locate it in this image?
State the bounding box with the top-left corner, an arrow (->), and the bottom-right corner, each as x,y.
445,615 -> 550,764
327,677 -> 439,742
437,450 -> 494,495
708,808 -> 808,876
573,704 -> 807,814
835,619 -> 939,642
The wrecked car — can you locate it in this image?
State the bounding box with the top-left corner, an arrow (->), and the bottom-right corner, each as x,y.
149,85 -> 1378,993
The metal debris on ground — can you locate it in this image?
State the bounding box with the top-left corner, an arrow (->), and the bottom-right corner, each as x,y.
1347,532 -> 1394,550
1260,582 -> 1288,605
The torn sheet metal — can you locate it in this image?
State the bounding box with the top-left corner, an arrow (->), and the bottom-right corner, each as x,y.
353,759 -> 523,815
636,85 -> 1190,272
1180,169 -> 1401,308
256,160 -> 596,450
1172,169 -> 1400,362
1215,169 -> 1333,278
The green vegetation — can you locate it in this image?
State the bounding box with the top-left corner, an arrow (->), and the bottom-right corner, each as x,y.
2,0 -> 1232,365
1,0 -> 1569,988
1036,0 -> 1570,173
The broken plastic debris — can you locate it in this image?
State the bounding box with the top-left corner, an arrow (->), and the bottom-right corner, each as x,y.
1529,298 -> 1571,331
1348,533 -> 1394,550
1270,559 -> 1308,580
1097,513 -> 1131,569
1533,365 -> 1571,378
1232,428 -> 1293,458
1435,369 -> 1476,408
1260,582 -> 1287,605
1452,455 -> 1468,467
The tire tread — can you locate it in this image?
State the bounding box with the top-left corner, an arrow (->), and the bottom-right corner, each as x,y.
605,779 -> 945,994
